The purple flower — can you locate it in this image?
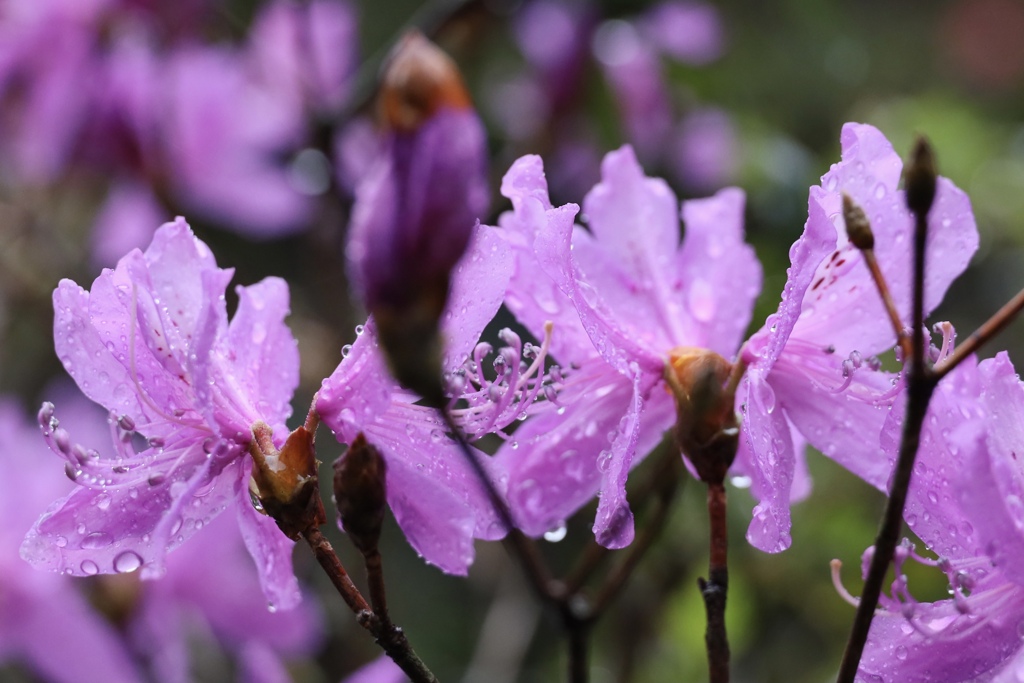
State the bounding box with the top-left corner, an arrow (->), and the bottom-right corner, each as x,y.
736,123 -> 979,552
493,147 -> 761,546
247,0 -> 358,115
22,218 -> 304,609
637,1 -> 726,65
592,20 -> 673,164
0,396 -> 144,683
317,226 -> 521,573
161,45 -> 312,235
132,512 -> 323,683
850,351 -> 1024,683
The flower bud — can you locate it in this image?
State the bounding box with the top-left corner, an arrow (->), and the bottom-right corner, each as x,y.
333,433 -> 388,556
249,422 -> 326,539
347,31 -> 488,402
664,348 -> 739,485
904,136 -> 937,217
842,193 -> 874,251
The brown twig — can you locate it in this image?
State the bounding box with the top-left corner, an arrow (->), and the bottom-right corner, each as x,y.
843,193 -> 912,360
701,481 -> 730,683
863,249 -> 912,361
934,286 -> 1024,379
300,527 -> 439,683
301,526 -> 371,614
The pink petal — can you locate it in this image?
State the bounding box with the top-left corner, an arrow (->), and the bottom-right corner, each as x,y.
859,574 -> 1024,683
225,277 -> 299,429
961,353 -> 1024,582
496,155 -> 595,366
592,368 -> 646,548
792,123 -> 978,357
21,439 -> 231,579
440,226 -> 514,369
738,372 -> 796,553
676,187 -> 761,357
234,461 -> 301,611
500,358 -> 674,538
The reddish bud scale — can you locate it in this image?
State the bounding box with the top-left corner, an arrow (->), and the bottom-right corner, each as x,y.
333,433 -> 388,556
249,422 -> 326,539
379,31 -> 473,132
664,347 -> 739,485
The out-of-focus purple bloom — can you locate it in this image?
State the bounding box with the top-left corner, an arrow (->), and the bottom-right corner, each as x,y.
91,181 -> 168,268
22,218 -> 303,609
132,512 -> 323,683
637,1 -> 725,65
347,108 -> 488,314
493,147 -> 761,546
347,32 -> 488,321
0,1 -> 104,182
0,397 -> 143,683
592,20 -> 673,164
736,123 -> 979,553
513,0 -> 594,116
851,351 -> 1024,683
318,227 -> 519,573
672,107 -> 739,192
162,46 -> 311,236
248,0 -> 358,115
340,655 -> 408,683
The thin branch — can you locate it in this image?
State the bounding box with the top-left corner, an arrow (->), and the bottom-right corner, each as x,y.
364,548 -> 392,630
934,285 -> 1024,379
701,482 -> 730,683
862,249 -> 912,361
300,527 -> 440,683
300,526 -> 372,615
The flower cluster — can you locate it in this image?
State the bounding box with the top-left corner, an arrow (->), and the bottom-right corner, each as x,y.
18,117 -> 1021,683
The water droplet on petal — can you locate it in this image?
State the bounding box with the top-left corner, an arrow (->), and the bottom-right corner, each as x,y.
543,522 -> 568,543
80,560 -> 99,575
81,532 -> 113,549
113,551 -> 143,574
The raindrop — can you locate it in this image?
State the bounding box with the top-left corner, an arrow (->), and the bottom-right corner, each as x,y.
543,522 -> 568,543
730,475 -> 753,489
81,532 -> 114,549
113,551 -> 143,574
80,560 -> 100,576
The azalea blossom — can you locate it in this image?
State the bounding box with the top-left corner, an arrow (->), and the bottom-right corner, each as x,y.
735,122 -> 978,552
22,218 -> 303,609
848,351 -> 1024,683
492,146 -> 761,546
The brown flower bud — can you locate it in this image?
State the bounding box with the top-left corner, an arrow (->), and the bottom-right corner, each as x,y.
333,433 -> 388,556
664,348 -> 739,485
842,193 -> 874,251
904,136 -> 937,217
379,30 -> 472,132
249,422 -> 326,539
